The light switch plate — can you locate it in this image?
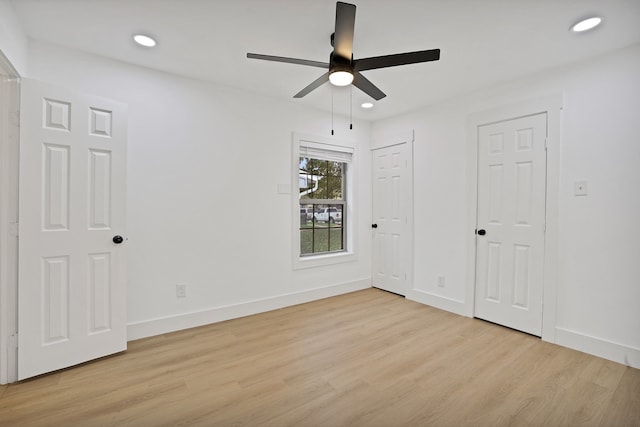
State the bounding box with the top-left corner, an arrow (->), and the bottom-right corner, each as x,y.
574,180 -> 588,196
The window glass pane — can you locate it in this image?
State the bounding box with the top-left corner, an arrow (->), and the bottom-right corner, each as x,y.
327,205 -> 343,226
300,229 -> 314,255
311,228 -> 329,253
328,227 -> 344,252
300,204 -> 313,229
324,161 -> 340,199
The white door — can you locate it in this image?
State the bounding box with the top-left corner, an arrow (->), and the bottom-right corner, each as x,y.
18,79 -> 127,380
372,143 -> 410,295
474,113 -> 546,336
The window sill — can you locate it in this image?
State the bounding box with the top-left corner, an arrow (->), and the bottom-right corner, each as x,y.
293,251 -> 356,270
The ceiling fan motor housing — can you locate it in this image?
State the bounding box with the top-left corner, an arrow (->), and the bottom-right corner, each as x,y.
329,51 -> 352,75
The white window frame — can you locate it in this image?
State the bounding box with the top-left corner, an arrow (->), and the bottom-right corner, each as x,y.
292,133 -> 356,269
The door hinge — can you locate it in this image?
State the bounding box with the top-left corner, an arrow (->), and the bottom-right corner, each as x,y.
10,222 -> 19,237
544,138 -> 548,151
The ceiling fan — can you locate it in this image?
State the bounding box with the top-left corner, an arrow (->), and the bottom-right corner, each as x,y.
247,1 -> 440,101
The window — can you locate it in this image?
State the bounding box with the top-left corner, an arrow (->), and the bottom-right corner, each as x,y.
299,158 -> 346,255
293,135 -> 355,268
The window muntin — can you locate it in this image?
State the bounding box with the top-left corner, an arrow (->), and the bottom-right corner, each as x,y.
299,157 -> 347,256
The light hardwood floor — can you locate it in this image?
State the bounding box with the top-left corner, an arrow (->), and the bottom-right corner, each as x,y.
1,288 -> 638,426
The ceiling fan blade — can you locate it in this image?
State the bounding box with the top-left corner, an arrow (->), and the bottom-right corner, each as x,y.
352,72 -> 386,100
247,53 -> 329,69
333,2 -> 356,60
293,72 -> 330,98
354,49 -> 440,72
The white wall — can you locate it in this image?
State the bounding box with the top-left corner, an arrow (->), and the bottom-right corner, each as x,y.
0,1 -> 28,75
25,41 -> 373,339
373,43 -> 640,367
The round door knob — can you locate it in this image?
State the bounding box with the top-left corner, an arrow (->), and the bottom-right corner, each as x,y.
477,229 -> 486,236
112,235 -> 124,244
372,224 -> 378,229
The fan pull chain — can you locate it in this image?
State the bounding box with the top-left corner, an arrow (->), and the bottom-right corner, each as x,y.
331,85 -> 335,136
350,86 -> 353,130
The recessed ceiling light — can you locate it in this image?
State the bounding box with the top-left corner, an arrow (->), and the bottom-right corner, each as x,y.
361,102 -> 374,109
133,34 -> 157,47
570,17 -> 602,33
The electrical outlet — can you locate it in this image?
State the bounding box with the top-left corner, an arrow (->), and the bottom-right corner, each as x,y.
437,275 -> 445,288
176,284 -> 187,298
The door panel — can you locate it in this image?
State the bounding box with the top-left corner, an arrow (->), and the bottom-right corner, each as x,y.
18,79 -> 127,380
372,143 -> 409,295
475,113 -> 546,336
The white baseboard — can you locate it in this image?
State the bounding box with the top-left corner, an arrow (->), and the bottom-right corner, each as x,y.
406,289 -> 472,317
555,327 -> 640,369
127,278 -> 371,341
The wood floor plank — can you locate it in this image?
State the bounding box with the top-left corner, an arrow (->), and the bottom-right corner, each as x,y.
1,288 -> 638,426
603,366 -> 640,427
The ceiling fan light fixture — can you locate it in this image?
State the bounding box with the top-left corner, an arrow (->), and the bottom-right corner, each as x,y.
329,70 -> 354,86
570,16 -> 602,32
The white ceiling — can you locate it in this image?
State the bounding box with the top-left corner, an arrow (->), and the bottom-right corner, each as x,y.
9,0 -> 640,121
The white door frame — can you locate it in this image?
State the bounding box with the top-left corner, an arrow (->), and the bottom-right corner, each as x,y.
370,131 -> 414,295
0,51 -> 20,384
466,95 -> 562,343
